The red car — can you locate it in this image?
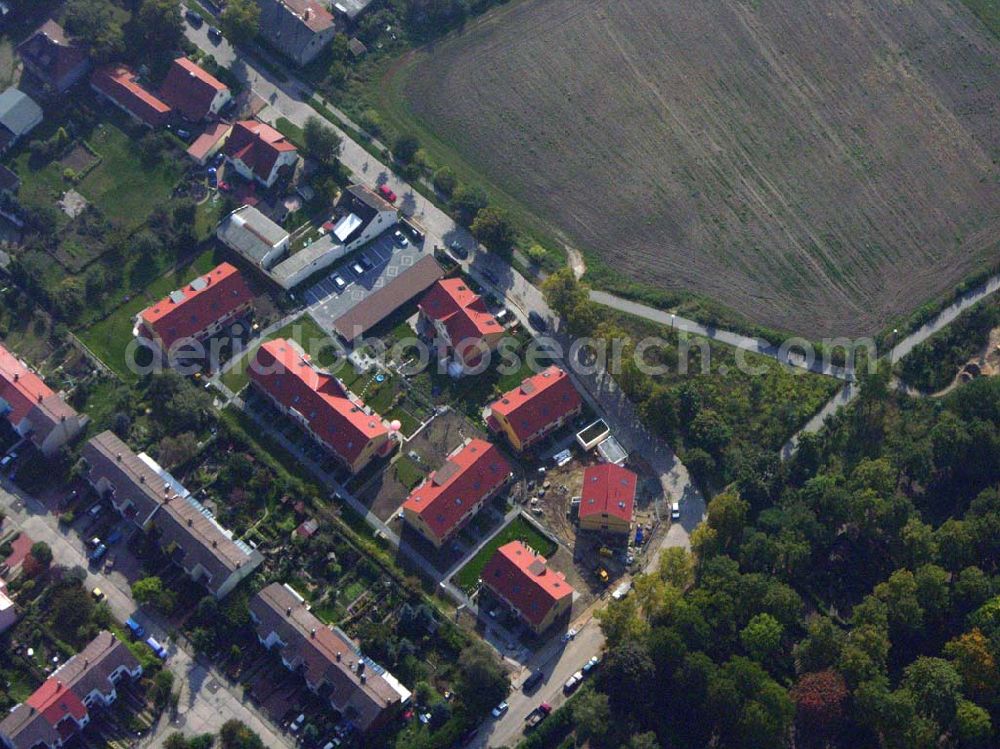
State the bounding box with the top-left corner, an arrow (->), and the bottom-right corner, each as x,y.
378,184 -> 397,203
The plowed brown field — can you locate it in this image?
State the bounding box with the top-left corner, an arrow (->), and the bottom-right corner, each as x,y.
400,0 -> 1000,337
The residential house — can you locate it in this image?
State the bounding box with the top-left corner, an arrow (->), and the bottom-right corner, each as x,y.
402,439 -> 511,549
0,631 -> 142,749
17,20 -> 91,95
0,89 -> 42,153
136,262 -> 254,361
186,122 -> 232,165
255,0 -> 337,67
481,540 -> 574,634
269,184 -> 397,289
223,120 -> 298,188
159,57 -> 231,122
81,431 -> 264,599
0,579 -> 16,635
216,205 -> 290,271
90,65 -> 171,128
250,583 -> 409,734
487,366 -> 582,452
248,339 -> 392,473
331,254 -> 443,343
0,343 -> 85,456
418,278 -> 504,373
577,463 -> 636,536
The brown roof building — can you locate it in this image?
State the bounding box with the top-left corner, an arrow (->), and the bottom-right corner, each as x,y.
17,20 -> 91,94
82,431 -> 263,599
250,583 -> 410,733
0,631 -> 141,749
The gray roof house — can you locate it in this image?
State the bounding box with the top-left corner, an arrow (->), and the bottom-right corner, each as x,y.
216,204 -> 290,270
0,88 -> 42,153
82,431 -> 263,600
256,0 -> 338,67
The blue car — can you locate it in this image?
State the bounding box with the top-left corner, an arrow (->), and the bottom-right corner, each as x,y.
126,617 -> 145,639
145,637 -> 168,660
89,543 -> 108,563
106,528 -> 123,545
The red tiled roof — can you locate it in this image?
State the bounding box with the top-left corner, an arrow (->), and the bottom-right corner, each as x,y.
482,541 -> 573,629
91,65 -> 172,127
139,262 -> 253,350
403,439 -> 510,541
187,122 -> 232,162
282,0 -> 335,32
224,120 -> 297,182
579,464 -> 637,523
249,339 -> 388,467
419,278 -> 503,350
490,366 -> 581,444
3,532 -> 33,570
26,678 -> 88,727
160,57 -> 228,121
17,20 -> 89,88
0,344 -> 55,424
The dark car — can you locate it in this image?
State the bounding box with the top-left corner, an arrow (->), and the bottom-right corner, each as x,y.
185,9 -> 203,27
522,670 -> 544,693
528,311 -> 548,331
482,269 -> 500,285
449,241 -> 469,260
207,26 -> 223,42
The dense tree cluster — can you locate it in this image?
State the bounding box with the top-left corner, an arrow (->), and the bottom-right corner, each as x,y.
591,373 -> 1000,748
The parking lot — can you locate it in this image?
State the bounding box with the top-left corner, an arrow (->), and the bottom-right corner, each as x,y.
303,230 -> 428,335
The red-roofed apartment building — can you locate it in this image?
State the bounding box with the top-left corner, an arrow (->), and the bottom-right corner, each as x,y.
249,339 -> 392,473
0,344 -> 84,456
481,540 -> 574,634
578,463 -> 637,536
224,120 -> 299,188
90,65 -> 171,128
0,631 -> 141,749
402,439 -> 511,549
418,278 -> 504,373
159,57 -> 231,122
136,262 -> 253,360
487,366 -> 582,452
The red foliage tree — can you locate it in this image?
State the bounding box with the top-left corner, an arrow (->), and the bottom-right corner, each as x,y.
792,669 -> 849,736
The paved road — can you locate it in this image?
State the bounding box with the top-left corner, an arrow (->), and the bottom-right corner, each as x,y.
589,291 -> 854,380
0,480 -> 293,749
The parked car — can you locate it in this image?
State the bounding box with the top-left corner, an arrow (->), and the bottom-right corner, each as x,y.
524,703 -> 552,731
91,587 -> 105,601
89,543 -> 108,563
562,628 -> 577,642
563,671 -> 583,693
290,714 -> 305,733
0,452 -> 15,471
393,229 -> 409,246
126,617 -> 145,639
106,527 -> 124,545
528,311 -> 548,331
482,269 -> 500,285
207,26 -> 223,42
332,274 -> 346,290
359,254 -> 374,270
145,637 -> 168,660
378,184 -> 397,203
582,655 -> 601,675
491,701 -> 509,719
87,503 -> 104,520
523,670 -> 544,693
184,9 -> 203,27
351,262 -> 365,275
449,241 -> 469,260
671,501 -> 681,520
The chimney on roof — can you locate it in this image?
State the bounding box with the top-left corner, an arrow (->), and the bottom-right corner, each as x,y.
116,453 -> 122,461
360,674 -> 367,684
139,475 -> 145,483
286,606 -> 292,616
12,373 -> 17,381
310,628 -> 316,637
357,661 -> 365,676
335,652 -> 341,661
187,518 -> 193,526
212,540 -> 218,548
37,393 -> 43,403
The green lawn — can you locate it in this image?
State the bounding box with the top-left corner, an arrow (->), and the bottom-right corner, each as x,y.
11,116 -> 183,232
220,314 -> 344,394
392,455 -> 425,490
454,515 -> 557,593
80,122 -> 184,228
78,249 -> 218,380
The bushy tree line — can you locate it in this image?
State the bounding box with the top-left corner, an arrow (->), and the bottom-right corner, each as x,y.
588,374 -> 1000,748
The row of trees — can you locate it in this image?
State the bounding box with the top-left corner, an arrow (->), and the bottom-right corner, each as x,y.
589,373 -> 1000,747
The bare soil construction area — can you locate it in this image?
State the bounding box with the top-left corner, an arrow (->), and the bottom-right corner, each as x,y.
400,0 -> 1000,337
